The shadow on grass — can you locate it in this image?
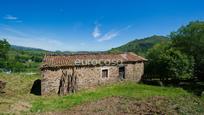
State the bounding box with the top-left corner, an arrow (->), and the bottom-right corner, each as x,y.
179,82 -> 204,96
141,79 -> 204,96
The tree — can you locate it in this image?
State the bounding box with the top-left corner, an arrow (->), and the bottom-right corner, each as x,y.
145,42 -> 194,81
6,60 -> 26,72
159,48 -> 194,80
0,39 -> 10,68
171,21 -> 204,80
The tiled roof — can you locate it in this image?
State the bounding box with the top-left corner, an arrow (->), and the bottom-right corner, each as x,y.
41,52 -> 147,69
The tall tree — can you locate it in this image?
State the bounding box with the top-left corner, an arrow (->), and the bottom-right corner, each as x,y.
145,42 -> 194,81
171,21 -> 204,80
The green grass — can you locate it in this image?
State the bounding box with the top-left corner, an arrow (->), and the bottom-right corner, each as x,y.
0,73 -> 40,113
0,73 -> 204,114
31,82 -> 204,114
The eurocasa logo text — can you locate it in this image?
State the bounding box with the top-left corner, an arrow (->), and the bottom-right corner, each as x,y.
74,59 -> 123,66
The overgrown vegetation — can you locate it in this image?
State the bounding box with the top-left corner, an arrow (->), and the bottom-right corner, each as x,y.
171,21 -> 204,80
145,41 -> 194,81
0,73 -> 203,114
144,21 -> 204,82
0,73 -> 40,113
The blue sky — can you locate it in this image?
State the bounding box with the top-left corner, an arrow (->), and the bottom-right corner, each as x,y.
0,0 -> 204,51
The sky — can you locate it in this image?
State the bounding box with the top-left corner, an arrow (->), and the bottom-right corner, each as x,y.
0,0 -> 204,51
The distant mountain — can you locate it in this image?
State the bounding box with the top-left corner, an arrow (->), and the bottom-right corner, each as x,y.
11,45 -> 103,55
11,35 -> 168,57
109,35 -> 169,56
11,45 -> 46,51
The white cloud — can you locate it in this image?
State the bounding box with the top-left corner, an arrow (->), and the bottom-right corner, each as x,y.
98,31 -> 118,42
4,15 -> 18,20
3,15 -> 22,23
92,25 -> 101,38
92,24 -> 132,42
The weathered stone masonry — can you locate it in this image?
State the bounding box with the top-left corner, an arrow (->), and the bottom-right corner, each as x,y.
41,52 -> 146,95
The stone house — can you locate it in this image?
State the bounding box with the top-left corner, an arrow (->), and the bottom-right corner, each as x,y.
40,52 -> 146,95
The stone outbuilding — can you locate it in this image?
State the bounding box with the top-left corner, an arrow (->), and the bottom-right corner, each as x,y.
40,52 -> 146,95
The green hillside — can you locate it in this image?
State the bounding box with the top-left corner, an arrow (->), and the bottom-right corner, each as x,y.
109,35 -> 169,56
6,47 -> 48,72
1,43 -> 105,72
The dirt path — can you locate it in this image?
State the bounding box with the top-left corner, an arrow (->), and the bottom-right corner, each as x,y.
42,96 -> 178,115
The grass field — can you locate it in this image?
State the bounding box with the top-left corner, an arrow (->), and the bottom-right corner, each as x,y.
0,73 -> 204,114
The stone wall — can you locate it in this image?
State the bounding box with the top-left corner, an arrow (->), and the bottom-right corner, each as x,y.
75,66 -> 119,89
125,62 -> 144,82
41,62 -> 144,95
41,69 -> 62,95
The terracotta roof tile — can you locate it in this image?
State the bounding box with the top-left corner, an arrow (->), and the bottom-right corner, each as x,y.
41,52 -> 146,68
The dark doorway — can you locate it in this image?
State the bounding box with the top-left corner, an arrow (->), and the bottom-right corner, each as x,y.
30,79 -> 41,95
119,66 -> 125,80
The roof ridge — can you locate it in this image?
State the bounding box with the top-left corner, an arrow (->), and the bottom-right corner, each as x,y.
45,52 -> 126,56
128,52 -> 148,61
